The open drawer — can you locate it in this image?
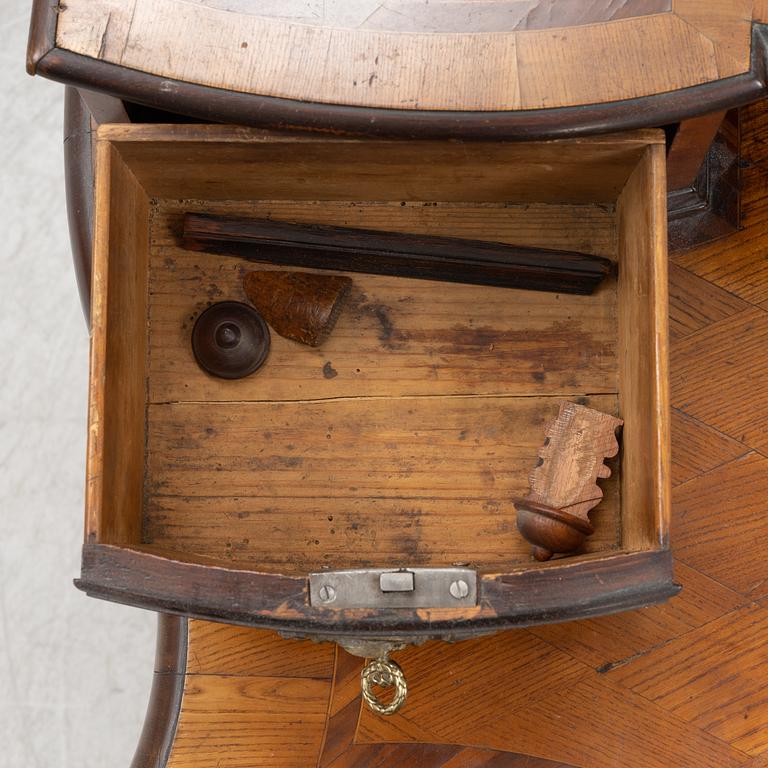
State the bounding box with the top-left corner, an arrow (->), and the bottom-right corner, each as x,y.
79,124 -> 676,641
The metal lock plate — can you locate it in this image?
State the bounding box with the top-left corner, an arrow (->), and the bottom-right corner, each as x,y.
309,567 -> 477,609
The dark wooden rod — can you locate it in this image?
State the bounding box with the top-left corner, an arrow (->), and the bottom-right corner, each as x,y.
182,214 -> 614,295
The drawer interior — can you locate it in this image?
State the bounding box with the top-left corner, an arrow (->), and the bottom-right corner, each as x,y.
88,127 -> 669,580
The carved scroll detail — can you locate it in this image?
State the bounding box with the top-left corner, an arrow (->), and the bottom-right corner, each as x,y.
515,401 -> 623,561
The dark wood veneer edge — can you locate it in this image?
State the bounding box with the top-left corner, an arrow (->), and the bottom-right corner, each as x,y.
183,213 -> 613,295
76,545 -> 678,639
30,25 -> 768,140
129,614 -> 188,768
63,87 -> 130,323
63,86 -> 94,323
26,0 -> 58,75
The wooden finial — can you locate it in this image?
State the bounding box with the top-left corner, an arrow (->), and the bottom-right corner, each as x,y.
514,401 -> 623,561
243,270 -> 352,347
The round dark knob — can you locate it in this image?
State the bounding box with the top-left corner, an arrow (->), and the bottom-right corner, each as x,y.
191,301 -> 270,379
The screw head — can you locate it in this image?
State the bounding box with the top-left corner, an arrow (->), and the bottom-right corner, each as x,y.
449,579 -> 469,599
318,584 -> 337,603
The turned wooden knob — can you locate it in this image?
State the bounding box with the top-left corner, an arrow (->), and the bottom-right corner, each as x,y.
514,499 -> 595,561
514,401 -> 622,561
191,301 -> 270,379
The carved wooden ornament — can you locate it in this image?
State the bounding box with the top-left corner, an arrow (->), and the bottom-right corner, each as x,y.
243,270 -> 352,347
514,401 -> 623,561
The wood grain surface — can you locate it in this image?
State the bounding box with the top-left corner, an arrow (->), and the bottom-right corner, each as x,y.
148,200 -> 618,403
144,395 -> 621,572
144,199 -> 622,571
87,141 -> 149,546
103,127 -> 656,204
142,189 -> 626,572
53,0 -> 753,111
146,98 -> 768,768
615,144 -> 670,551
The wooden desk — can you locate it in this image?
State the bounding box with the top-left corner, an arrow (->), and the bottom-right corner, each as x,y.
134,98 -> 768,768
26,3 -> 768,766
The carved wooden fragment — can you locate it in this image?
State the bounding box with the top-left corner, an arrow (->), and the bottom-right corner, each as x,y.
515,401 -> 623,561
243,270 -> 352,347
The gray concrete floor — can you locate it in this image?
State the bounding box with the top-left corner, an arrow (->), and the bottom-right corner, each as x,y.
0,4 -> 155,766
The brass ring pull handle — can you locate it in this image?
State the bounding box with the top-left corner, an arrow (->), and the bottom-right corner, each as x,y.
361,657 -> 408,716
